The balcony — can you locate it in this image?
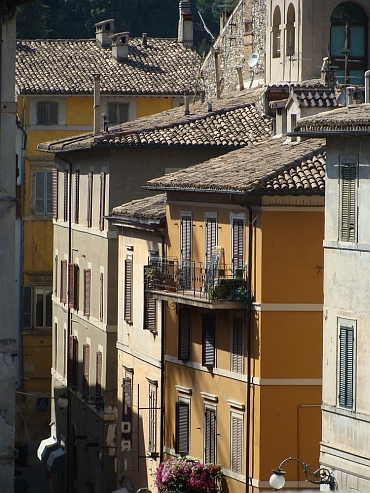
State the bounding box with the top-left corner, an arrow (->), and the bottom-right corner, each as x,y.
144,258 -> 248,309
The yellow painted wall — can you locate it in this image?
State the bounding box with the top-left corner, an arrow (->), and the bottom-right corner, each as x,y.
136,96 -> 173,118
66,95 -> 93,125
23,221 -> 54,282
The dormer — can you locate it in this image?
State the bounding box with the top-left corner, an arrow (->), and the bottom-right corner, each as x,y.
95,19 -> 114,48
110,32 -> 129,61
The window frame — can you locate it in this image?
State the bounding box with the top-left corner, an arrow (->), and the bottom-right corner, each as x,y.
34,286 -> 52,329
148,381 -> 158,453
34,170 -> 53,215
107,102 -> 129,125
176,398 -> 190,456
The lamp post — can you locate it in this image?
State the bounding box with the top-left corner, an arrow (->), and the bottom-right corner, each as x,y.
269,457 -> 337,491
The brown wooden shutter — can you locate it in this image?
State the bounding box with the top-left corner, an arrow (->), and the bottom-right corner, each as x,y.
232,218 -> 244,268
124,257 -> 133,322
63,169 -> 68,222
205,216 -> 217,267
68,263 -> 77,309
176,401 -> 189,455
82,344 -> 90,394
202,313 -> 215,367
54,255 -> 58,296
87,171 -> 93,227
96,351 -> 102,396
180,214 -> 192,288
84,269 -> 91,317
52,168 -> 58,220
60,260 -> 67,304
74,169 -> 80,224
231,317 -> 243,373
178,308 -> 190,360
205,407 -> 216,464
68,335 -> 77,387
231,415 -> 242,473
99,172 -> 106,231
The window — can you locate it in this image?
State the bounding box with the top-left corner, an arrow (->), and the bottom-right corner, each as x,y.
36,101 -> 58,125
180,213 -> 192,289
231,316 -> 243,373
82,344 -> 90,395
178,308 -> 190,360
148,382 -> 158,453
68,335 -> 78,387
107,102 -> 129,124
52,169 -> 58,220
176,400 -> 190,455
230,413 -> 243,473
74,170 -> 80,224
87,171 -> 93,227
63,169 -> 69,222
272,6 -> 281,58
340,159 -> 357,242
84,269 -> 91,317
286,3 -> 295,57
338,321 -> 355,409
68,263 -> 77,309
99,172 -> 106,231
35,287 -> 52,328
204,407 -> 216,464
35,170 -> 52,215
124,255 -> 133,323
96,351 -> 102,396
60,260 -> 67,304
202,313 -> 216,368
232,216 -> 244,269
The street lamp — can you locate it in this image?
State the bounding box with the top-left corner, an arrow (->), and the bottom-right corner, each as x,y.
269,457 -> 337,491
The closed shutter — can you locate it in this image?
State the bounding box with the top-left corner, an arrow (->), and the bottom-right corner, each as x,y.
341,166 -> 356,242
68,335 -> 77,387
205,407 -> 216,464
178,308 -> 190,360
176,401 -> 189,455
84,269 -> 91,317
144,296 -> 156,331
35,171 -> 45,214
54,255 -> 58,296
36,102 -> 48,125
74,170 -> 80,224
202,313 -> 215,367
232,218 -> 244,268
205,217 -> 217,267
96,351 -> 102,396
99,172 -> 106,231
22,286 -> 33,329
63,170 -> 68,222
231,415 -> 243,473
124,256 -> 133,322
52,168 -> 58,220
48,101 -> 58,124
87,171 -> 93,227
82,344 -> 90,394
99,273 -> 104,322
339,325 -> 354,408
68,263 -> 77,309
60,260 -> 67,304
180,214 -> 192,288
231,317 -> 243,373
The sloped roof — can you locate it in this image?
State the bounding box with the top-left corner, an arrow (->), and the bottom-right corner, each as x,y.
109,194 -> 166,223
37,87 -> 272,152
293,88 -> 338,108
145,137 -> 326,195
15,37 -> 200,96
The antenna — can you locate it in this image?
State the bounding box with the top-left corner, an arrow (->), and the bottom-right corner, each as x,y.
247,52 -> 259,68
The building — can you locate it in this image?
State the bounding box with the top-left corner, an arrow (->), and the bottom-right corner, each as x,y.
294,104 -> 370,491
139,135 -> 325,493
36,88 -> 271,492
14,3 -> 202,464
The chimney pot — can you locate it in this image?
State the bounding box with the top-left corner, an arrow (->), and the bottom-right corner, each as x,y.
95,19 -> 115,48
110,32 -> 130,61
142,33 -> 148,48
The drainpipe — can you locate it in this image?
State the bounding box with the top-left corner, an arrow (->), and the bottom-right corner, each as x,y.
365,70 -> 370,103
93,74 -> 101,135
160,233 -> 165,464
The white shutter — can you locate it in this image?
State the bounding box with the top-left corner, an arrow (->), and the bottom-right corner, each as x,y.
231,414 -> 243,473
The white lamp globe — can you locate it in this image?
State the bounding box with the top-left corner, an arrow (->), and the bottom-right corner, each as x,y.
269,471 -> 286,490
57,395 -> 68,410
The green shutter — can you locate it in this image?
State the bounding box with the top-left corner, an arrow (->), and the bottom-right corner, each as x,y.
178,308 -> 190,360
339,325 -> 354,408
176,401 -> 189,455
341,165 -> 356,242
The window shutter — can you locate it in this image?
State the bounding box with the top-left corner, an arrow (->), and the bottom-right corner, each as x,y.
99,172 -> 106,231
46,170 -> 52,214
107,102 -> 118,124
144,296 -> 156,331
60,260 -> 67,304
35,171 -> 46,214
231,317 -> 243,373
339,325 -> 354,408
180,214 -> 192,288
84,269 -> 91,317
178,308 -> 190,360
149,385 -> 157,452
202,313 -> 215,367
63,170 -> 68,222
68,335 -> 77,387
36,101 -> 48,125
48,101 -> 58,125
124,257 -> 133,322
74,170 -> 80,224
205,217 -> 217,267
176,401 -> 189,455
22,286 -> 33,329
205,407 -> 216,464
96,351 -> 102,396
68,263 -> 76,309
341,166 -> 356,242
99,273 -> 104,322
87,171 -> 93,227
63,328 -> 67,379
52,168 -> 58,220
54,255 -> 58,296
231,415 -> 243,473
232,218 -> 244,268
82,344 -> 90,394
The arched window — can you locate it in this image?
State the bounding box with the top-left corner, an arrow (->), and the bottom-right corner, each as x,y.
286,3 -> 295,57
330,2 -> 368,85
272,6 -> 281,58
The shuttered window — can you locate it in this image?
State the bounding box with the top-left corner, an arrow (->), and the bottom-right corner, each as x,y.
231,317 -> 243,373
87,171 -> 93,228
63,328 -> 67,379
35,287 -> 52,328
180,214 -> 192,289
124,256 -> 133,323
232,217 -> 244,268
107,102 -> 129,124
84,269 -> 91,317
339,324 -> 355,409
22,286 -> 33,329
68,335 -> 77,387
204,407 -> 216,464
202,313 -> 216,367
63,169 -> 68,222
149,383 -> 157,452
54,255 -> 58,296
96,351 -> 102,396
231,414 -> 243,473
178,308 -> 190,360
35,170 -> 52,215
99,273 -> 104,322
52,168 -> 58,220
176,401 -> 190,455
205,216 -> 217,267
36,101 -> 58,125
144,296 -> 156,331
341,164 -> 357,242
60,260 -> 67,304
99,172 -> 106,231
68,263 -> 77,309
82,344 -> 90,394
74,169 -> 80,224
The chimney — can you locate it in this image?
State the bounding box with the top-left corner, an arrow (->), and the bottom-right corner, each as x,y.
178,0 -> 193,47
110,32 -> 130,61
141,33 -> 147,48
93,74 -> 101,135
95,19 -> 114,48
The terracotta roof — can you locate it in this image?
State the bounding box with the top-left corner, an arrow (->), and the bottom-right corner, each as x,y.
292,88 -> 338,108
295,104 -> 370,134
15,38 -> 200,96
145,137 -> 326,195
109,194 -> 166,222
37,87 -> 272,152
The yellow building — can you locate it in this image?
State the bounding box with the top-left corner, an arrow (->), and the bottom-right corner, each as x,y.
144,136 -> 326,492
14,11 -> 201,465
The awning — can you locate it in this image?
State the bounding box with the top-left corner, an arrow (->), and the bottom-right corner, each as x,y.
37,436 -> 58,463
47,447 -> 65,473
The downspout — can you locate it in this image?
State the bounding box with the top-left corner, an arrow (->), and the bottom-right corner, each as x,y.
160,231 -> 165,464
365,70 -> 370,103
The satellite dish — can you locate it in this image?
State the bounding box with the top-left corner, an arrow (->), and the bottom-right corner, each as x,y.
247,52 -> 259,68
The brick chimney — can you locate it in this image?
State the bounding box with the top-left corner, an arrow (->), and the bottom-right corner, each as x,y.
95,19 -> 114,48
110,32 -> 129,61
178,0 -> 193,47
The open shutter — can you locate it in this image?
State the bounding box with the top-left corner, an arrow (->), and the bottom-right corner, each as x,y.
205,407 -> 216,464
84,269 -> 91,317
82,344 -> 90,394
341,166 -> 356,242
87,171 -> 93,227
52,168 -> 58,220
231,415 -> 243,473
339,325 -> 354,408
96,351 -> 102,396
63,170 -> 68,222
232,218 -> 244,268
231,317 -> 243,373
180,214 -> 192,288
144,296 -> 156,331
99,172 -> 106,231
176,401 -> 189,455
202,313 -> 215,367
23,286 -> 33,329
178,308 -> 190,360
74,170 -> 80,224
60,260 -> 67,304
205,216 -> 217,267
68,263 -> 76,309
124,256 -> 133,322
